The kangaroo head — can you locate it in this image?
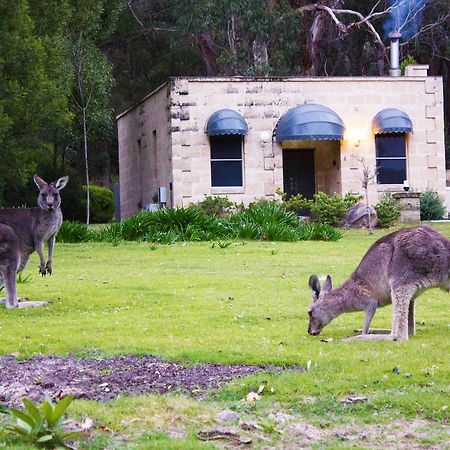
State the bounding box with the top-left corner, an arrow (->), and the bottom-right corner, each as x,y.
307,274 -> 334,336
34,175 -> 69,211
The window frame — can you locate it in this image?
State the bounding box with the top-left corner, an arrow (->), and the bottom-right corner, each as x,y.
375,133 -> 408,186
209,134 -> 245,188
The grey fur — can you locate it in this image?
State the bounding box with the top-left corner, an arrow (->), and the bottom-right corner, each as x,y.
0,175 -> 68,309
307,225 -> 450,341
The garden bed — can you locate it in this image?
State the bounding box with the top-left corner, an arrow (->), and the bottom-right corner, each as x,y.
0,354 -> 304,406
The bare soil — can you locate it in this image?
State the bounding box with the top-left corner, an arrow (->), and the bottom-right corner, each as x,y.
0,354 -> 303,406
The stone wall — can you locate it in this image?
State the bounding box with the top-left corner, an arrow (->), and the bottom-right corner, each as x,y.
117,84 -> 172,219
168,76 -> 446,208
117,75 -> 446,216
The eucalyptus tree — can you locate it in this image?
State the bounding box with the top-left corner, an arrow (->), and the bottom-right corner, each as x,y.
0,0 -> 71,205
65,0 -> 122,223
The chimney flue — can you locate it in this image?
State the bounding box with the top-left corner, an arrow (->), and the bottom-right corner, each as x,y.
389,31 -> 402,77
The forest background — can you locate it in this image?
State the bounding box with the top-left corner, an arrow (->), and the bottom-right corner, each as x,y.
0,0 -> 448,221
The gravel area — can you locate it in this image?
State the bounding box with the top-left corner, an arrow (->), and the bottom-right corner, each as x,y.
0,355 -> 304,406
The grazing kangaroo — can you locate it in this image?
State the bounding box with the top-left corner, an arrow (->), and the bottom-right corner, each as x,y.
0,175 -> 68,309
307,225 -> 450,341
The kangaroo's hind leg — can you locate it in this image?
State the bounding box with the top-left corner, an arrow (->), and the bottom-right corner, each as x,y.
0,225 -> 20,308
390,284 -> 417,341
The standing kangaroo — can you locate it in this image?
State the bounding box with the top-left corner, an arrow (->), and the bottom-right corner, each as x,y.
0,175 -> 68,309
307,225 -> 450,341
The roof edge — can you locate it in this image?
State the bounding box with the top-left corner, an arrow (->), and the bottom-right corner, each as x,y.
116,82 -> 169,120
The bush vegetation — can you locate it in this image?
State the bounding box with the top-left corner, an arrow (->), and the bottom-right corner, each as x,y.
192,195 -> 235,216
83,185 -> 115,223
374,192 -> 401,228
58,201 -> 342,244
420,189 -> 446,220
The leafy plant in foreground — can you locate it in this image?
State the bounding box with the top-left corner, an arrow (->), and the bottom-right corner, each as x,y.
5,396 -> 84,448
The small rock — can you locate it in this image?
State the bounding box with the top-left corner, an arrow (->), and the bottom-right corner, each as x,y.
245,392 -> 261,402
217,409 -> 239,423
404,373 -> 412,378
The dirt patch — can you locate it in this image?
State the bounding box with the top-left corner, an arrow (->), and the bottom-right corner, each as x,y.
0,355 -> 303,406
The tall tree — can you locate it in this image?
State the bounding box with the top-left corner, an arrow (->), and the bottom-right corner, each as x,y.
0,0 -> 71,205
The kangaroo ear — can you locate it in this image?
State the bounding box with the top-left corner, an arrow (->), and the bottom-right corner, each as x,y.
323,275 -> 333,293
308,275 -> 321,300
33,175 -> 47,189
55,176 -> 69,190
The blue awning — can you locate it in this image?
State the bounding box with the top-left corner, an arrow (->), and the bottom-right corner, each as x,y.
275,104 -> 344,142
372,108 -> 413,134
206,109 -> 248,136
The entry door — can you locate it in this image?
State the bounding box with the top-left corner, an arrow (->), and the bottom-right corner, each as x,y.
283,149 -> 315,199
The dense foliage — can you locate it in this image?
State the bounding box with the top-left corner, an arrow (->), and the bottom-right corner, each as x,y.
0,0 -> 122,211
305,192 -> 362,226
82,185 -> 115,223
420,189 -> 446,220
58,202 -> 342,244
374,192 -> 402,228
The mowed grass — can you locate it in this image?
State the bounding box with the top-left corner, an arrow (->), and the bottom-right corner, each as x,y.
0,224 -> 449,448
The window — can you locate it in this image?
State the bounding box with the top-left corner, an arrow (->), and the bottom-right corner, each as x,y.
375,133 -> 407,184
210,135 -> 243,187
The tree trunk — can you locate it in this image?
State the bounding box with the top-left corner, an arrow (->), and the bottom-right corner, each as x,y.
83,107 -> 90,225
198,32 -> 218,76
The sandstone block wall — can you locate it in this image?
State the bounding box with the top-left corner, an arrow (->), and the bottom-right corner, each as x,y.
117,75 -> 446,218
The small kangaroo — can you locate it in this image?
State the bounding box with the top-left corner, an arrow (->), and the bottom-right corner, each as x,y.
307,225 -> 450,341
0,175 -> 68,309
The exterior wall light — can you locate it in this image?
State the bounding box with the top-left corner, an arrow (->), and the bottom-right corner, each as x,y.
345,129 -> 364,148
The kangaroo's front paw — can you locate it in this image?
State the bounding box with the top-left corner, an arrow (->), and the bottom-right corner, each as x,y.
39,263 -> 51,276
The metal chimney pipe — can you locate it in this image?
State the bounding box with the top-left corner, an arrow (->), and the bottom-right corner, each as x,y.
389,31 -> 402,77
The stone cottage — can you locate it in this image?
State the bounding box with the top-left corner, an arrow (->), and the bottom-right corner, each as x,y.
117,67 -> 446,220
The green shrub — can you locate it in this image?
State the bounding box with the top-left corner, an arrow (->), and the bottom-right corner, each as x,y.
57,221 -> 91,243
297,221 -> 342,241
82,185 -> 115,223
90,222 -> 124,244
193,195 -> 234,216
228,201 -> 301,241
374,192 -> 401,228
342,192 -> 363,210
306,192 -> 351,226
400,54 -> 418,73
420,189 -> 446,220
275,188 -> 307,213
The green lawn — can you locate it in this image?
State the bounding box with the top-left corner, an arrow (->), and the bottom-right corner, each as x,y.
1,225 -> 449,448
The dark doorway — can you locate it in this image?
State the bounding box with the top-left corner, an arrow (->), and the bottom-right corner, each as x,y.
283,149 -> 316,199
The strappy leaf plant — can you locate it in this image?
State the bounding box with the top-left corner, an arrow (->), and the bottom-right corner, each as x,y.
5,396 -> 84,448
